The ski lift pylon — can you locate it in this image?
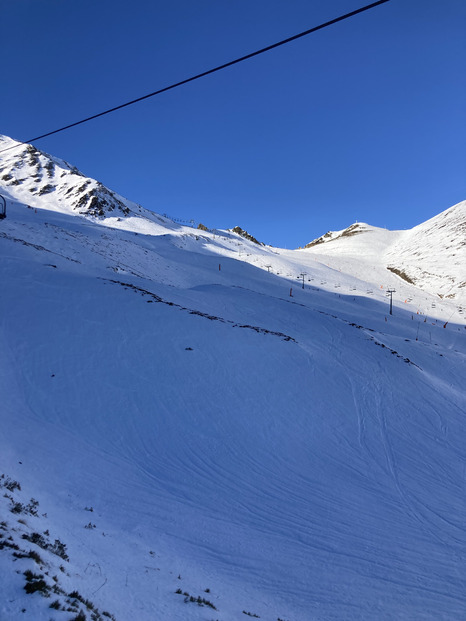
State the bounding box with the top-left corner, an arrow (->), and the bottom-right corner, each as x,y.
0,194 -> 6,219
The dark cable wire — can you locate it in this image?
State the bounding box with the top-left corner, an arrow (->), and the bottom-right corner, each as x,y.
1,0 -> 390,153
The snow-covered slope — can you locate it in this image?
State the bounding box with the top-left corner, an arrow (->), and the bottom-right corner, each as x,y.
1,138 -> 465,621
303,202 -> 466,303
386,201 -> 466,300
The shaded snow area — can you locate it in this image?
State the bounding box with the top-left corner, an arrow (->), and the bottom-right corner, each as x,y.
1,137 -> 466,620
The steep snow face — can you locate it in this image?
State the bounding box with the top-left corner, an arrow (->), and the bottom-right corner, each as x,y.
1,138 -> 466,621
385,201 -> 466,300
303,203 -> 466,303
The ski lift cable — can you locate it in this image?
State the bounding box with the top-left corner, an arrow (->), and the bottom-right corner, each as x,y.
0,0 -> 390,154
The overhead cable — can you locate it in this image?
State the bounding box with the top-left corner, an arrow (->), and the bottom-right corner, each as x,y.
1,0 -> 390,153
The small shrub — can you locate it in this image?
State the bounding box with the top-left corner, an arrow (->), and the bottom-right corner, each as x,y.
177,589 -> 217,611
1,539 -> 19,551
24,578 -> 49,595
2,476 -> 21,492
26,498 -> 39,516
28,549 -> 45,564
24,569 -> 39,581
69,590 -> 82,599
198,596 -> 216,609
22,532 -> 69,561
22,532 -> 47,548
10,501 -> 24,514
11,497 -> 39,516
23,570 -> 50,597
13,549 -> 44,564
51,538 -> 69,560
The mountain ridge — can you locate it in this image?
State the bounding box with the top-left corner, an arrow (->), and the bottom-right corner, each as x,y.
1,135 -> 465,620
2,134 -> 464,303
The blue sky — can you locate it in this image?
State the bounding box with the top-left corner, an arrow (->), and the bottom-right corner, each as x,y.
2,0 -> 465,247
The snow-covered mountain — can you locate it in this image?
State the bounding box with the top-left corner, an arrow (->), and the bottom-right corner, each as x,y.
303,201 -> 466,303
1,135 -> 465,621
386,202 -> 466,300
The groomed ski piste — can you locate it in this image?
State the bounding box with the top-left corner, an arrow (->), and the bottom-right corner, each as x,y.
1,135 -> 465,620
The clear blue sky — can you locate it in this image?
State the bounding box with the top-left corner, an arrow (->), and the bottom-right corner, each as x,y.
2,0 -> 465,247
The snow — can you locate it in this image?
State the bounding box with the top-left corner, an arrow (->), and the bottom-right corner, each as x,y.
302,204 -> 466,304
1,136 -> 465,620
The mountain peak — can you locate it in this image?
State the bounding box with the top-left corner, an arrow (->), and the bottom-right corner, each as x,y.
0,135 -> 136,219
303,222 -> 373,248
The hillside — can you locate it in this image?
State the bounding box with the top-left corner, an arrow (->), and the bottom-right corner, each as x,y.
303,201 -> 466,303
1,136 -> 465,621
